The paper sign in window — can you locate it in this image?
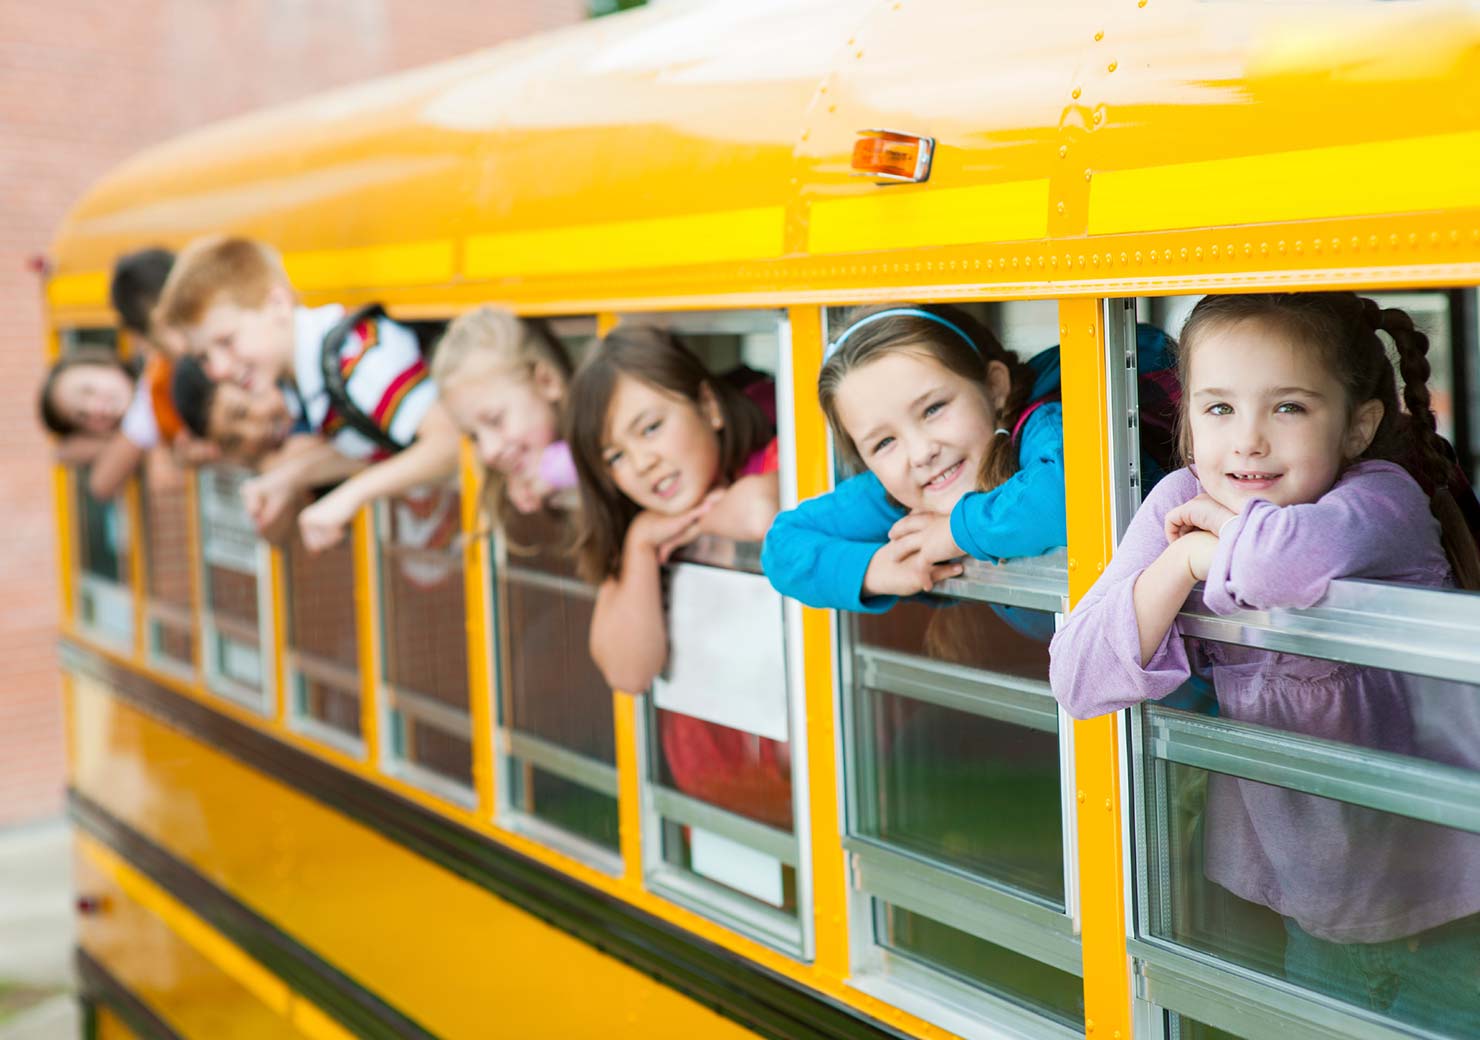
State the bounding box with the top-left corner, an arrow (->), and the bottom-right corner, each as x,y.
652,564 -> 789,742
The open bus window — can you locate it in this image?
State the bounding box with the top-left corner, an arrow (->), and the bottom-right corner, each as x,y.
139,479 -> 194,674
482,316 -> 621,863
285,528 -> 361,752
493,507 -> 620,860
58,327 -> 135,649
608,310 -> 806,952
1122,286 -> 1480,1039
823,301 -> 1084,1030
375,486 -> 473,803
195,466 -> 273,712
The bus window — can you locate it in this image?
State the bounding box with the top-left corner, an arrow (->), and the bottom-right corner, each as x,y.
139,479 -> 194,675
1118,288 -> 1480,1040
486,316 -> 622,865
196,466 -> 273,712
284,530 -> 361,752
58,327 -> 135,649
826,302 -> 1085,1030
613,309 -> 807,953
375,486 -> 473,803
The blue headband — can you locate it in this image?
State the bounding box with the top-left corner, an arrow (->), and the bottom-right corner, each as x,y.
824,307 -> 978,363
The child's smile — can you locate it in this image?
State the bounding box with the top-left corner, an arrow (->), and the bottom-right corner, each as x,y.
1187,320 -> 1382,512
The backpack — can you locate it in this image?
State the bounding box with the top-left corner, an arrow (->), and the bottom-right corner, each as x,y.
1010,367 -> 1183,488
319,301 -> 405,456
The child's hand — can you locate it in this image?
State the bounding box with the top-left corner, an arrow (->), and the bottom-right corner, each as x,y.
862,539 -> 965,599
242,472 -> 299,533
172,434 -> 221,467
888,511 -> 964,566
298,493 -> 357,553
1164,493 -> 1237,543
698,474 -> 780,543
506,473 -> 550,515
629,492 -> 721,563
1180,530 -> 1219,582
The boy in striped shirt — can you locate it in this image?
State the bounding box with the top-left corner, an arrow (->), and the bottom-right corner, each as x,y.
156,235 -> 461,550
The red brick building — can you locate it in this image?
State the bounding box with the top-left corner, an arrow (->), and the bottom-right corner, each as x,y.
0,0 -> 585,827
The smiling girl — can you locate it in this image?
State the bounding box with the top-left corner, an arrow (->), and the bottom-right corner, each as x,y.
430,306 -> 576,526
763,305 -> 1175,613
566,326 -> 789,827
1050,292 -> 1480,1022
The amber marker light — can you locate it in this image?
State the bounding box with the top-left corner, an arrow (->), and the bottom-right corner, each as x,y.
850,129 -> 934,183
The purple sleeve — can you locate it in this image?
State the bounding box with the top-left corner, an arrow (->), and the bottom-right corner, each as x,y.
538,441 -> 578,492
1049,469 -> 1200,720
1204,461 -> 1444,613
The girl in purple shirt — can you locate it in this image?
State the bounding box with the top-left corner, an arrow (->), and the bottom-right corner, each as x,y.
1050,292 -> 1480,1026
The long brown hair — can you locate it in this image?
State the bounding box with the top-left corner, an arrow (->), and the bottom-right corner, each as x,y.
818,304 -> 1036,495
1178,292 -> 1480,589
566,326 -> 772,582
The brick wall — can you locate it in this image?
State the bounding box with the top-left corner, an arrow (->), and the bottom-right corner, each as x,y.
0,0 -> 584,828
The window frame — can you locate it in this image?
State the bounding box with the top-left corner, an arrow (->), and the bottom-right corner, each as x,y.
824,302 -> 1087,1037
194,466 -> 275,714
1113,292 -> 1480,1040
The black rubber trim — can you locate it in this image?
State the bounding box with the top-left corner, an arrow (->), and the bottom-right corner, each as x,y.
77,949 -> 183,1040
71,790 -> 435,1040
61,637 -> 913,1040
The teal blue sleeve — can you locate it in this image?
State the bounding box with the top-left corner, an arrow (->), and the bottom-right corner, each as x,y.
761,471 -> 906,613
947,403 -> 1067,561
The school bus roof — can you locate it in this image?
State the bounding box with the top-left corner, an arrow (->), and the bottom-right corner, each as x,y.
46,0 -> 1480,315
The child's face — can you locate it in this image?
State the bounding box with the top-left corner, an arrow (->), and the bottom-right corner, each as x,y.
1187,320 -> 1382,511
834,350 -> 1005,514
440,360 -> 563,480
187,287 -> 294,394
53,364 -> 134,436
601,373 -> 722,515
207,381 -> 293,462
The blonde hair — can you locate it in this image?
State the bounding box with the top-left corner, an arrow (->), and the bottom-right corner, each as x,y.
154,235 -> 291,331
431,306 -> 572,534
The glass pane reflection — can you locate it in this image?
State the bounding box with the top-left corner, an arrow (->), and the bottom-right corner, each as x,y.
852,599 -> 1063,903
1150,759 -> 1480,1038
877,903 -> 1085,1029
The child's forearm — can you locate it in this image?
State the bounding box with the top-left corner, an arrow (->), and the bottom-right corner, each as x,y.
1131,538 -> 1198,666
589,541 -> 669,694
87,435 -> 146,500
702,474 -> 780,543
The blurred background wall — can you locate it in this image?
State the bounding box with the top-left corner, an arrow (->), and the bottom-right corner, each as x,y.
0,0 -> 596,827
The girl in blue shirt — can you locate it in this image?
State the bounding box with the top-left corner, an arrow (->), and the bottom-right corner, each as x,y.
762,304 -> 1172,614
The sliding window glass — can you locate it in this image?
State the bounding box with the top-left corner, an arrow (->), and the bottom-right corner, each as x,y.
482,317 -> 622,863
195,466 -> 273,712
374,487 -> 473,803
284,529 -> 361,753
138,479 -> 195,675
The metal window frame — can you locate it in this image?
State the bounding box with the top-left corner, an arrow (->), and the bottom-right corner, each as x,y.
633,311 -> 814,957
488,527 -> 626,872
1113,295 -> 1480,1040
283,648 -> 366,756
849,934 -> 1084,1040
371,497 -> 476,803
194,469 -> 274,715
820,301 -> 1084,1036
72,471 -> 135,651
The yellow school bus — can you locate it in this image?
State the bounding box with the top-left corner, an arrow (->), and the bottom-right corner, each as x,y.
45,1 -> 1480,1038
